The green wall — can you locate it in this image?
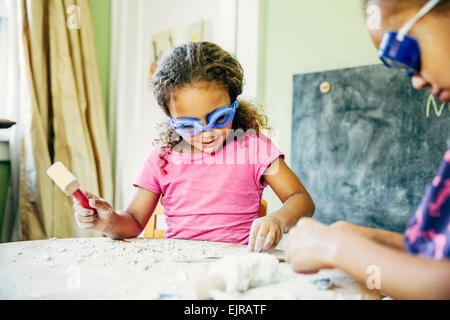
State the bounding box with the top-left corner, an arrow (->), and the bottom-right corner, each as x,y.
259,0 -> 381,217
90,0 -> 111,124
260,0 -> 380,162
0,161 -> 11,235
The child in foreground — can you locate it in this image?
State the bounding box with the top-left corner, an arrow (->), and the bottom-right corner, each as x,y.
73,41 -> 315,252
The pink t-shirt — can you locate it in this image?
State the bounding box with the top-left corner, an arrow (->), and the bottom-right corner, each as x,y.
133,133 -> 284,244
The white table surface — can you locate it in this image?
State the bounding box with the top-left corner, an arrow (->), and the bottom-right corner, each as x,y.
0,237 -> 383,300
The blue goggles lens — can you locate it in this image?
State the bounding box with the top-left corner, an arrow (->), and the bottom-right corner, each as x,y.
168,100 -> 239,137
378,31 -> 421,77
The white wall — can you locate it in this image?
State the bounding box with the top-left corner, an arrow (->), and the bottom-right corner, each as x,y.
235,0 -> 261,101
110,0 -> 248,208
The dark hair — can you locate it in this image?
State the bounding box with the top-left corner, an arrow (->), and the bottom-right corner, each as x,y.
363,0 -> 450,16
151,41 -> 270,174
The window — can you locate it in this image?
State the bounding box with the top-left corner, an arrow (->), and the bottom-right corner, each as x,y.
0,0 -> 10,118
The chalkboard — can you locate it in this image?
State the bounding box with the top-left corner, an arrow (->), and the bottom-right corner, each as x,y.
291,64 -> 450,233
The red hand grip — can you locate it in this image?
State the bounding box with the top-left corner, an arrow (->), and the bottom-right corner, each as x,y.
72,189 -> 95,211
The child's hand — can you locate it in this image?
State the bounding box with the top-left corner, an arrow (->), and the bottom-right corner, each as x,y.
284,217 -> 337,273
73,191 -> 114,232
248,216 -> 284,252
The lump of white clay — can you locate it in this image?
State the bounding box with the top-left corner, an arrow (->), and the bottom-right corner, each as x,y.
209,253 -> 279,293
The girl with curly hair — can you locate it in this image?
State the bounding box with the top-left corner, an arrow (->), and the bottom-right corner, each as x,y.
72,41 -> 315,252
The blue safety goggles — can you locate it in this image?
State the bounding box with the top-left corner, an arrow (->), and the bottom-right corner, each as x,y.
378,32 -> 421,77
168,100 -> 239,136
377,0 -> 441,77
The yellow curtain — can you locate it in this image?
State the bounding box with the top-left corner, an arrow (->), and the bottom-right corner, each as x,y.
20,0 -> 113,239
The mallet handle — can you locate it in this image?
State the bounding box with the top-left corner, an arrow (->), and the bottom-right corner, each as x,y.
72,189 -> 95,211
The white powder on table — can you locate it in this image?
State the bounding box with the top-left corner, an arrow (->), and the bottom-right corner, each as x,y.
0,237 -> 381,300
209,253 -> 280,293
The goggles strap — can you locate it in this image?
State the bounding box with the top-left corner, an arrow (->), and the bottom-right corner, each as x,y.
397,0 -> 441,41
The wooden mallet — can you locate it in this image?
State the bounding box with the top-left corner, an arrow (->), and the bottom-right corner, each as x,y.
47,162 -> 96,214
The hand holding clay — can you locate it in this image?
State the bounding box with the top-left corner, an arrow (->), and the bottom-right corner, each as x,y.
284,217 -> 337,274
73,191 -> 114,232
248,216 -> 284,253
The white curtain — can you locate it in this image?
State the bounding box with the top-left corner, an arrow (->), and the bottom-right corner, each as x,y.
2,0 -> 113,241
1,0 -> 22,242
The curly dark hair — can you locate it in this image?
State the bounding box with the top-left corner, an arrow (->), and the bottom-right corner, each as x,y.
151,41 -> 270,174
363,0 -> 450,15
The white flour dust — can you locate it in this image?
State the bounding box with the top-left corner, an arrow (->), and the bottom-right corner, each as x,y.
0,237 -> 382,300
210,253 -> 279,293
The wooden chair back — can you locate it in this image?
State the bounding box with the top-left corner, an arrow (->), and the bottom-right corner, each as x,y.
143,199 -> 267,238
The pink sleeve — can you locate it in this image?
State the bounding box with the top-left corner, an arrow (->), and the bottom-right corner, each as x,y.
133,146 -> 163,194
252,134 -> 285,189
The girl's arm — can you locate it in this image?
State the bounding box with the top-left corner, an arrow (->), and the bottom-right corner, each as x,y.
331,221 -> 406,251
248,157 -> 315,252
264,157 -> 315,229
103,188 -> 161,239
284,218 -> 450,300
74,188 -> 160,239
333,230 -> 450,299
